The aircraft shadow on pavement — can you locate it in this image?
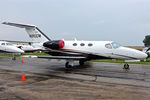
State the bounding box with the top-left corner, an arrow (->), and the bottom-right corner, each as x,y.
46,62 -> 93,73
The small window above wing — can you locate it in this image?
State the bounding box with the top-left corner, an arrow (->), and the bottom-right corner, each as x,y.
88,43 -> 93,47
105,43 -> 112,49
80,43 -> 85,46
73,43 -> 77,46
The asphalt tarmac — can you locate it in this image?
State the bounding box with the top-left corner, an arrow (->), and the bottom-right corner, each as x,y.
0,57 -> 150,100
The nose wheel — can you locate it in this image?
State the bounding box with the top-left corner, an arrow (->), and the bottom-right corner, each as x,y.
123,63 -> 130,70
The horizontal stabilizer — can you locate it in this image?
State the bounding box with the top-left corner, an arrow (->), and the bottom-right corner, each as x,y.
2,22 -> 36,28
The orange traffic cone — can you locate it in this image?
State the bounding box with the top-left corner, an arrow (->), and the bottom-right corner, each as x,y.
21,56 -> 24,64
22,72 -> 26,81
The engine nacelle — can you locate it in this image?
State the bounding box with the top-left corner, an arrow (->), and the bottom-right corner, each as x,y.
43,40 -> 65,49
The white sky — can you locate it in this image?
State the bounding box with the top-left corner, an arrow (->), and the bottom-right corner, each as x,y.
0,0 -> 150,45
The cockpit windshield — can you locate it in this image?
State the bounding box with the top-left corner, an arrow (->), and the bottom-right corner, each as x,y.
111,42 -> 121,49
6,43 -> 12,46
1,42 -> 13,46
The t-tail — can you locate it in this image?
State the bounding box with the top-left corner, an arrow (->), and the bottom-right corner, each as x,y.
2,22 -> 51,43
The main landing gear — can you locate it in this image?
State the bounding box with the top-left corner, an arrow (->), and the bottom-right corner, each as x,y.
65,60 -> 85,68
123,63 -> 130,70
65,62 -> 72,68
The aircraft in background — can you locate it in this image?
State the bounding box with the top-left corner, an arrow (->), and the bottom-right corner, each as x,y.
2,40 -> 42,53
2,22 -> 148,70
0,41 -> 24,54
15,44 -> 42,53
0,41 -> 24,60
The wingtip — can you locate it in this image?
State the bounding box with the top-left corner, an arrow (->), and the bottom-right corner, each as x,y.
2,22 -> 8,24
2,22 -> 5,24
1,21 -> 36,28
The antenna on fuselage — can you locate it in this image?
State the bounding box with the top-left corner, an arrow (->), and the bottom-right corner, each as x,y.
74,38 -> 77,41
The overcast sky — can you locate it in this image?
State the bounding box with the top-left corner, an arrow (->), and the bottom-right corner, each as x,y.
0,0 -> 150,45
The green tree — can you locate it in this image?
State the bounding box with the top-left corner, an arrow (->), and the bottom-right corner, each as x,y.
143,35 -> 150,47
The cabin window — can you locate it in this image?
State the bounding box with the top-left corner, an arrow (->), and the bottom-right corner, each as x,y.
88,43 -> 93,47
105,43 -> 112,49
73,43 -> 77,46
80,43 -> 85,46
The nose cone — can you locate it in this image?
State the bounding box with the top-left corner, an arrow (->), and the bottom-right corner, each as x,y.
129,48 -> 148,59
139,52 -> 148,59
11,47 -> 24,53
17,48 -> 24,53
119,47 -> 148,60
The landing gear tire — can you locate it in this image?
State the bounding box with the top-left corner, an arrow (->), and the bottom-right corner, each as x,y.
123,63 -> 130,70
79,60 -> 85,66
65,62 -> 72,68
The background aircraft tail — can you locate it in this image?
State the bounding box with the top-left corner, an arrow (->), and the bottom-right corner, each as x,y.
2,22 -> 51,43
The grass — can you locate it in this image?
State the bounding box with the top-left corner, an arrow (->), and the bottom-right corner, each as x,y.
0,52 -> 48,57
0,53 -> 19,57
22,52 -> 48,56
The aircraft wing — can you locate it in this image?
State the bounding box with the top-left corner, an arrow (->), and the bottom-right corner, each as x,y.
37,56 -> 86,60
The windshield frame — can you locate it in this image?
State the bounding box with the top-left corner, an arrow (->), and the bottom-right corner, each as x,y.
105,43 -> 112,49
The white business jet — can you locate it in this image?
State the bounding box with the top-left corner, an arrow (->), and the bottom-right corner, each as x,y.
0,41 -> 24,54
2,22 -> 147,70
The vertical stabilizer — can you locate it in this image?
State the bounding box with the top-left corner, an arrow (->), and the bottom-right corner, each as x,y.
2,22 -> 51,43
